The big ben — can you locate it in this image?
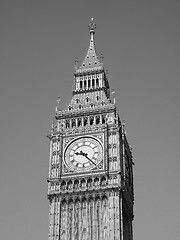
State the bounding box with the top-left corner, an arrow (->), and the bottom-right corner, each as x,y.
47,18 -> 134,240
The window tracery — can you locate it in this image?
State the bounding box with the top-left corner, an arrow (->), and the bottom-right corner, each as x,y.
101,176 -> 107,186
96,116 -> 100,124
90,116 -> 94,125
60,181 -> 66,191
94,177 -> 99,187
74,179 -> 79,190
67,180 -> 73,190
71,119 -> 76,128
81,179 -> 86,188
64,114 -> 106,129
84,117 -> 88,126
66,120 -> 70,128
102,115 -> 106,124
87,178 -> 93,188
77,118 -> 82,127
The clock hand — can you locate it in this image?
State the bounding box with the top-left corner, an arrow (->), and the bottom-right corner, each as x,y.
75,151 -> 96,166
83,153 -> 96,166
75,150 -> 84,156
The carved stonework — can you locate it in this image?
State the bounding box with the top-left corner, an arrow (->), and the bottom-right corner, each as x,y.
47,19 -> 134,240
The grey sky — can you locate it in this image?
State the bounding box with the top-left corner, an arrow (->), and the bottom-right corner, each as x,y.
0,1 -> 180,240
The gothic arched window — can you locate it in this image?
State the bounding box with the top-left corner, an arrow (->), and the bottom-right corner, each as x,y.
96,78 -> 99,87
74,179 -> 79,190
92,79 -> 95,88
88,79 -> 91,88
84,80 -> 87,89
90,116 -> 94,125
94,177 -> 99,187
72,119 -> 76,128
81,179 -> 86,188
78,118 -> 82,127
60,181 -> 66,191
96,116 -> 100,125
102,115 -> 106,124
101,176 -> 106,186
80,81 -> 83,89
66,120 -> 70,128
84,117 -> 88,126
87,178 -> 92,188
67,180 -> 73,190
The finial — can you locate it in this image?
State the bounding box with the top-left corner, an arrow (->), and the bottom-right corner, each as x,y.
112,88 -> 116,104
100,53 -> 104,61
57,96 -> 61,104
122,120 -> 125,131
56,97 -> 61,112
51,120 -> 54,133
75,58 -> 78,70
122,120 -> 126,135
89,18 -> 96,38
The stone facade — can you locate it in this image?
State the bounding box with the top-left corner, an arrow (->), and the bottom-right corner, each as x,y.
47,18 -> 134,240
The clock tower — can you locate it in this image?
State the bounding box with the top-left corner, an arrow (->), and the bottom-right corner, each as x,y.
47,18 -> 134,240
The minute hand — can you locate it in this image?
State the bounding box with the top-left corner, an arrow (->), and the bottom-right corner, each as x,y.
83,153 -> 96,166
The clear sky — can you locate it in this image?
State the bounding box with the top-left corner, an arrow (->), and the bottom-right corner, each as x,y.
0,1 -> 180,240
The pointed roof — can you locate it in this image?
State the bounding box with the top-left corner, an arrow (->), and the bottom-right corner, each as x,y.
75,18 -> 103,74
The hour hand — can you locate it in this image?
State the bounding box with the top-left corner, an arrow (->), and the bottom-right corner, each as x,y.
75,150 -> 84,156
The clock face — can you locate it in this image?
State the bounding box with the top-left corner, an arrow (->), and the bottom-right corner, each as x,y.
64,136 -> 103,172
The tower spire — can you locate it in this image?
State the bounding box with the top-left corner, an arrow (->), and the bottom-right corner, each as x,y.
89,17 -> 96,41
75,18 -> 102,74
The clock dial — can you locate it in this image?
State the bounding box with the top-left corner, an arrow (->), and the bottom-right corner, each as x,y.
64,136 -> 103,172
